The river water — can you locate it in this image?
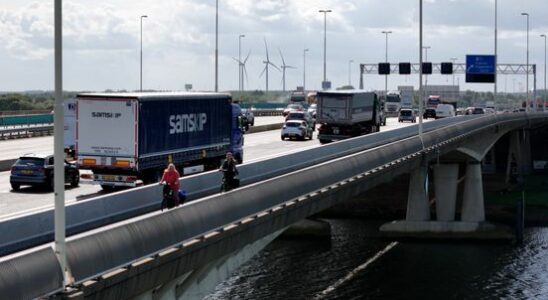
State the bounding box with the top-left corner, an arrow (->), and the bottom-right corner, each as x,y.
205,219 -> 548,299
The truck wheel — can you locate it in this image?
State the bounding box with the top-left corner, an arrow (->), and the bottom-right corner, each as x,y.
281,136 -> 285,141
101,185 -> 114,192
70,173 -> 79,187
319,139 -> 330,144
11,183 -> 20,191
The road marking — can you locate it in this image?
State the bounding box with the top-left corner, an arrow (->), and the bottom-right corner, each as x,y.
314,241 -> 399,299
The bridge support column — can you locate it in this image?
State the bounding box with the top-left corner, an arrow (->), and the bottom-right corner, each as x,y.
461,162 -> 485,222
405,163 -> 430,221
433,164 -> 459,221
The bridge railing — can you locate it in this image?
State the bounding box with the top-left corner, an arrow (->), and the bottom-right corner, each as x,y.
2,113 -> 547,299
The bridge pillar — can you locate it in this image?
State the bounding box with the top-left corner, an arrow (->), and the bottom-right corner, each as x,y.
461,162 -> 485,222
433,164 -> 459,221
405,162 -> 430,221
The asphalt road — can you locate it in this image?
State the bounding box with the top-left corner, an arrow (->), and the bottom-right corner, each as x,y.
0,117 -> 421,219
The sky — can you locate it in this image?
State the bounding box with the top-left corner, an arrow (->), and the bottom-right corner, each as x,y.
0,0 -> 547,93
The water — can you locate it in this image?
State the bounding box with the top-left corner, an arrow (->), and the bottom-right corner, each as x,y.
206,219 -> 548,300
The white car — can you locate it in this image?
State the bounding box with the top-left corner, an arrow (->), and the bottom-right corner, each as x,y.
281,120 -> 313,141
435,104 -> 455,119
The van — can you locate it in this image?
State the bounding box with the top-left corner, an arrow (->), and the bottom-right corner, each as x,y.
435,104 -> 455,119
398,108 -> 416,123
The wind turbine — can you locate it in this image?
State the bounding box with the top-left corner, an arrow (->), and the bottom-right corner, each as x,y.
233,50 -> 251,91
279,49 -> 296,92
259,38 -> 280,92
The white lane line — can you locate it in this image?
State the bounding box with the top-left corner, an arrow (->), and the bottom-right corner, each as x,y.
314,241 -> 399,299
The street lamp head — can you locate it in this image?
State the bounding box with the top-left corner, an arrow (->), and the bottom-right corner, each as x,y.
541,34 -> 547,38
381,31 -> 392,34
141,15 -> 148,18
521,12 -> 529,16
319,9 -> 332,13
304,48 -> 309,52
240,34 -> 245,38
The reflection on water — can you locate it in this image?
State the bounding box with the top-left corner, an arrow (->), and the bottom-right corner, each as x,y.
206,219 -> 548,300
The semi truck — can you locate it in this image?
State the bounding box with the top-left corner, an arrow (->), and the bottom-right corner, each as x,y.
63,99 -> 77,158
76,92 -> 244,190
385,91 -> 402,117
316,90 -> 382,144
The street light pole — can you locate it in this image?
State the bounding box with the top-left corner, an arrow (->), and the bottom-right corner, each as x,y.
382,31 -> 392,99
542,34 -> 547,112
494,0 -> 498,101
348,59 -> 354,86
419,0 -> 424,142
238,34 -> 245,91
215,0 -> 219,92
140,15 -> 147,92
54,0 -> 67,286
522,12 -> 529,112
319,9 -> 332,87
450,57 -> 457,86
303,48 -> 309,91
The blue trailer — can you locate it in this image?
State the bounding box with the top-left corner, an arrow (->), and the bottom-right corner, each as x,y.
76,92 -> 244,189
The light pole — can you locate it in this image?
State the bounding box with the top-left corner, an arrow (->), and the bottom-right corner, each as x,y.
494,0 -> 498,101
522,12 -> 529,112
419,0 -> 424,142
140,15 -> 147,92
238,34 -> 245,91
319,9 -> 332,87
450,57 -> 458,86
382,31 -> 392,99
348,59 -> 354,86
541,34 -> 547,112
303,48 -> 309,91
215,0 -> 219,92
54,0 -> 67,286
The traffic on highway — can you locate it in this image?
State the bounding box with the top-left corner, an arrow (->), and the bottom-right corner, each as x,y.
0,113 -> 419,219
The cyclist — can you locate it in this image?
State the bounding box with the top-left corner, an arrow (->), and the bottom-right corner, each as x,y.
219,152 -> 239,191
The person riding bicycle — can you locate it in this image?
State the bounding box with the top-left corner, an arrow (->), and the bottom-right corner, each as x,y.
160,163 -> 181,206
219,152 -> 239,191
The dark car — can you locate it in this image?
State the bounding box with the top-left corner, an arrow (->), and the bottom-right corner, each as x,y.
10,154 -> 79,191
286,111 -> 316,130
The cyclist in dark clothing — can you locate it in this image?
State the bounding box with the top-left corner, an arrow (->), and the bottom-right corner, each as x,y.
219,152 -> 239,191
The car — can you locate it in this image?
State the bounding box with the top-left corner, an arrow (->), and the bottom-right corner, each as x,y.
465,107 -> 485,115
281,120 -> 313,140
435,104 -> 455,119
286,111 -> 316,130
307,103 -> 317,119
10,153 -> 80,191
241,108 -> 255,126
398,108 -> 416,123
456,108 -> 466,116
282,103 -> 304,117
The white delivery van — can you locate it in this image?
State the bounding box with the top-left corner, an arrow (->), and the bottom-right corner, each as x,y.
435,104 -> 455,119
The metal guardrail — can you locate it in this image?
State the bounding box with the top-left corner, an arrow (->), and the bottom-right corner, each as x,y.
250,109 -> 283,116
1,113 -> 547,299
0,125 -> 53,139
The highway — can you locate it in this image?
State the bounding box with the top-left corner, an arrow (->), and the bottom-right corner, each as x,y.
0,117 -> 419,219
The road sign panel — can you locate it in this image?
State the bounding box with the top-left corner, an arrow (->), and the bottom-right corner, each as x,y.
466,55 -> 496,83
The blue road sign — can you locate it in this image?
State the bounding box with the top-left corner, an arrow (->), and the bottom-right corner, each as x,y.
466,54 -> 496,83
466,55 -> 495,74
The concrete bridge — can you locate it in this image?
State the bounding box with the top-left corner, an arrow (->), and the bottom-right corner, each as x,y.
1,113 -> 547,299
